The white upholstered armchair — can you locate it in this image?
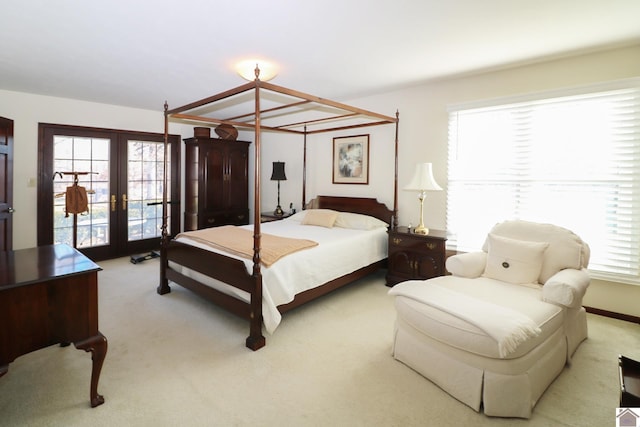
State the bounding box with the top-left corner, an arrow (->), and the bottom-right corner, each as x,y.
389,220 -> 591,418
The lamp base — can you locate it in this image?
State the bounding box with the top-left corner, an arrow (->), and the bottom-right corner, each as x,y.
413,192 -> 429,234
274,205 -> 284,216
413,224 -> 429,235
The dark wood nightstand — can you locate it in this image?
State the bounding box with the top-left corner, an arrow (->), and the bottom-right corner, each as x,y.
386,226 -> 447,286
260,211 -> 293,223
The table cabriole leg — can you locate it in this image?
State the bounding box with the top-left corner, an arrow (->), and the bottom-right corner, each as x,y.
74,333 -> 108,407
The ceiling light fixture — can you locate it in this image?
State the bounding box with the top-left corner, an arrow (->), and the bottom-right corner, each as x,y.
235,59 -> 278,82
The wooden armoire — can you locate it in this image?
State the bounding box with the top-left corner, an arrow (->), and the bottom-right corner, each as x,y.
183,127 -> 250,230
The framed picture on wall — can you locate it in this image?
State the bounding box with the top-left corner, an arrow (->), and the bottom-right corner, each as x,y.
332,134 -> 369,184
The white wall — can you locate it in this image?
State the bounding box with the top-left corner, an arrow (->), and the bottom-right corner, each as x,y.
2,43 -> 639,317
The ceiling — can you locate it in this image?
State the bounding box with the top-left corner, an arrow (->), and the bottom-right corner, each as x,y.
2,0 -> 640,112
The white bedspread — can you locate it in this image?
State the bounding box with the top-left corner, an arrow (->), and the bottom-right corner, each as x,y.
389,280 -> 541,357
173,218 -> 388,334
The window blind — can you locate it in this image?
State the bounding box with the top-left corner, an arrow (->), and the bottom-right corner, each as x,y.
447,80 -> 640,284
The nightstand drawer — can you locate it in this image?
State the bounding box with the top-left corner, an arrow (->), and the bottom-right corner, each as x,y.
386,227 -> 447,286
389,235 -> 445,253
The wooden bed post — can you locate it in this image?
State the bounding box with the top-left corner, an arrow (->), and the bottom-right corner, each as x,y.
393,110 -> 399,229
158,101 -> 171,295
247,76 -> 266,351
302,125 -> 307,209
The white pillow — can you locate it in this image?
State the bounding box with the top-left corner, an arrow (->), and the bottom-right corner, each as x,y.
483,234 -> 549,284
334,212 -> 388,230
482,220 -> 586,283
300,209 -> 339,228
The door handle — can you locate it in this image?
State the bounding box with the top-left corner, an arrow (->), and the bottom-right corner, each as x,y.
4,207 -> 15,213
122,194 -> 127,211
111,195 -> 116,212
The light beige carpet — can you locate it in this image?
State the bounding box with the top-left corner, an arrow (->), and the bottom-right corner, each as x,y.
0,256 -> 638,426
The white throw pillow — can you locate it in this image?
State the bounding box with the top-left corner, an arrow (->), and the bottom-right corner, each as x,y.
334,212 -> 388,230
483,234 -> 549,284
301,209 -> 339,228
482,220 -> 586,283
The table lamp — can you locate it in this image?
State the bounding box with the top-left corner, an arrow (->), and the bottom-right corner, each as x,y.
404,162 -> 442,234
270,161 -> 287,216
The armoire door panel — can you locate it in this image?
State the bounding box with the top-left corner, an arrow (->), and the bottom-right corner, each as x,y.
226,145 -> 249,210
203,146 -> 226,212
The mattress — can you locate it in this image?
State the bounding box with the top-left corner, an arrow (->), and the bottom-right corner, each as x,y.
171,216 -> 389,334
393,276 -> 564,359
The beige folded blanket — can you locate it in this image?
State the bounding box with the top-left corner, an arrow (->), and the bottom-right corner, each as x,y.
176,225 -> 318,267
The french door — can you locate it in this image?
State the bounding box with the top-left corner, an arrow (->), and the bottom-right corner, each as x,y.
0,116 -> 13,251
37,124 -> 180,261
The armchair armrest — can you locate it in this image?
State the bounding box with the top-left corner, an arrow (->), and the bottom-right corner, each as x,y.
446,251 -> 487,278
542,268 -> 590,308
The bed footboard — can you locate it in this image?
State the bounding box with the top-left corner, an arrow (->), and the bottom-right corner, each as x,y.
157,239 -> 265,350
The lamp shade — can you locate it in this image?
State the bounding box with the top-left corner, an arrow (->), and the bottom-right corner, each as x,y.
270,161 -> 287,181
404,163 -> 442,191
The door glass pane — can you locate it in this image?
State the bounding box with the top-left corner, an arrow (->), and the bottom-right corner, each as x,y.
53,136 -> 110,248
127,140 -> 170,241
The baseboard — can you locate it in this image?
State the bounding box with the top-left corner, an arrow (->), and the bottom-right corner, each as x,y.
585,306 -> 640,324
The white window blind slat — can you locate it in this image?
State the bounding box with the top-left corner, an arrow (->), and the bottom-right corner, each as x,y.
447,81 -> 640,284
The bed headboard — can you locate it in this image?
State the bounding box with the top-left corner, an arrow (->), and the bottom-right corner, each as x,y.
305,196 -> 394,225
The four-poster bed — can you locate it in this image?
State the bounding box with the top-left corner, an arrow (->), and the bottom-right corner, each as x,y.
158,70 -> 399,350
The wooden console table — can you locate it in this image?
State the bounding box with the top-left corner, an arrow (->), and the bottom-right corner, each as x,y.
0,244 -> 107,407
